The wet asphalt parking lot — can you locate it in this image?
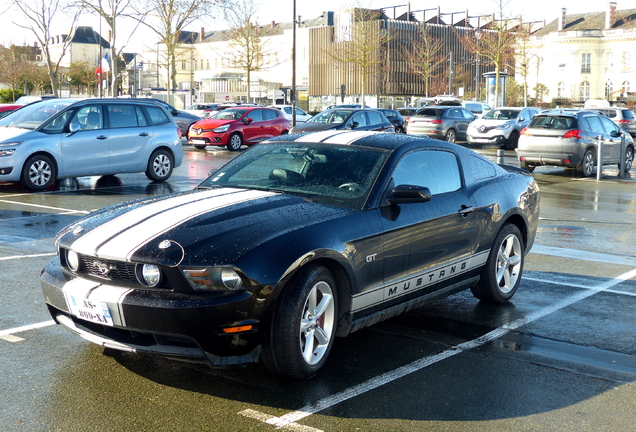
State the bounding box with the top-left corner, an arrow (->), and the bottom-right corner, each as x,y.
1,144 -> 635,432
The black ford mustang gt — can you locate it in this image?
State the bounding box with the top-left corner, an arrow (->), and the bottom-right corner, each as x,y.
41,130 -> 540,379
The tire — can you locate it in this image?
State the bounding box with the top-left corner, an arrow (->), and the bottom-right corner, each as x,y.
444,129 -> 457,143
471,223 -> 524,304
395,126 -> 405,134
505,131 -> 520,150
261,265 -> 337,379
519,159 -> 535,172
577,149 -> 595,177
21,154 -> 56,191
227,133 -> 242,151
620,146 -> 633,172
194,144 -> 207,150
145,149 -> 173,182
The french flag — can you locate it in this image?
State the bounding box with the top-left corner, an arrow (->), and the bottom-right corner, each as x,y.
95,52 -> 111,76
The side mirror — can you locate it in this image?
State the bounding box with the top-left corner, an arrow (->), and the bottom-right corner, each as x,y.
518,117 -> 525,122
67,123 -> 80,135
244,117 -> 253,124
610,130 -> 622,138
388,185 -> 432,205
171,109 -> 179,116
346,121 -> 359,129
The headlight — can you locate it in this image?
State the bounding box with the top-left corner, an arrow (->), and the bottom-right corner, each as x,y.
0,149 -> 15,157
0,141 -> 21,147
213,124 -> 230,133
496,124 -> 512,130
137,264 -> 162,287
182,267 -> 244,291
67,249 -> 80,272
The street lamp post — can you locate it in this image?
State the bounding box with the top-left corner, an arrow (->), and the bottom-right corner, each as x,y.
291,0 -> 297,127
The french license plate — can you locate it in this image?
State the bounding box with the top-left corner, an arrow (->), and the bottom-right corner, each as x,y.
68,296 -> 114,326
190,139 -> 205,144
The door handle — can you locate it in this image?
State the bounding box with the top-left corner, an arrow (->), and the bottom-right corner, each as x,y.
96,135 -> 107,140
139,132 -> 149,136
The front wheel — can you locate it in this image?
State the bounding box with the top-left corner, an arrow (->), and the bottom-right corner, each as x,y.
620,146 -> 633,172
227,133 -> 242,151
145,149 -> 173,182
471,223 -> 524,303
193,144 -> 207,150
21,154 -> 57,191
577,149 -> 595,177
444,129 -> 457,143
505,131 -> 520,150
261,265 -> 337,379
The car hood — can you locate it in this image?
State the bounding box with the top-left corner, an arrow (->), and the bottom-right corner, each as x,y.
291,122 -> 340,133
0,126 -> 34,142
56,188 -> 352,267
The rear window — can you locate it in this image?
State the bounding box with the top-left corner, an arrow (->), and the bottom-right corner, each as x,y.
415,108 -> 444,117
528,115 -> 578,129
145,106 -> 170,125
621,110 -> 635,120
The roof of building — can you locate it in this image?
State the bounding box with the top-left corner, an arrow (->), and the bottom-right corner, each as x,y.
534,8 -> 636,35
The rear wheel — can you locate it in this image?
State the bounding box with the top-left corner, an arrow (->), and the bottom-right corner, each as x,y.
227,133 -> 242,151
577,149 -> 595,177
445,129 -> 457,143
21,154 -> 56,191
145,149 -> 173,182
395,126 -> 405,134
471,223 -> 524,303
261,265 -> 337,379
620,146 -> 633,172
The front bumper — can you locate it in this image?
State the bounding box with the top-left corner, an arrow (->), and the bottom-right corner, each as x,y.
41,257 -> 264,366
188,133 -> 229,146
467,133 -> 507,144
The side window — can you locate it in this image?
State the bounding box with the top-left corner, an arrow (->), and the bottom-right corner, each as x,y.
263,109 -> 278,120
367,111 -> 384,125
70,105 -> 103,130
41,110 -> 73,134
144,106 -> 170,125
135,106 -> 148,126
295,108 -> 306,116
391,150 -> 462,195
350,111 -> 368,127
283,107 -> 292,114
462,109 -> 474,119
584,116 -> 605,134
248,109 -> 264,122
599,116 -> 619,134
107,104 -> 142,128
383,110 -> 396,119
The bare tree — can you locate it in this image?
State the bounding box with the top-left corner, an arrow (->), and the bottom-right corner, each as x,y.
514,24 -> 539,107
325,8 -> 393,108
402,24 -> 446,98
220,0 -> 276,102
0,45 -> 30,100
137,0 -> 216,101
75,0 -> 141,97
10,0 -> 81,96
68,60 -> 99,95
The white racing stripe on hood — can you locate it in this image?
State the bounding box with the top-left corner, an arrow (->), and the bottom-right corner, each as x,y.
94,189 -> 276,262
71,188 -> 239,256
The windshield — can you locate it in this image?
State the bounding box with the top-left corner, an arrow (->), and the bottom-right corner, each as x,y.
308,110 -> 353,124
198,142 -> 389,209
211,109 -> 248,120
483,109 -> 520,120
0,99 -> 74,130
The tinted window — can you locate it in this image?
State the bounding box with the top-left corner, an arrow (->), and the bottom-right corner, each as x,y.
529,116 -> 578,129
382,110 -> 397,119
468,154 -> 497,181
70,105 -> 103,130
350,111 -> 368,127
461,109 -> 475,120
283,107 -> 292,114
295,108 -> 306,116
367,111 -> 384,125
145,106 -> 170,125
108,104 -> 146,128
391,150 -> 462,195
263,109 -> 278,120
415,108 -> 444,117
247,110 -> 264,122
465,103 -> 481,112
599,116 -> 620,134
622,110 -> 635,120
584,116 -> 604,134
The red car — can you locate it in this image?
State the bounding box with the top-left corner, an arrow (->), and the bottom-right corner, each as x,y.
0,104 -> 21,119
188,106 -> 290,151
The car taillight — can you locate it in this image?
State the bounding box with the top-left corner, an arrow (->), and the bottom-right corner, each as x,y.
177,126 -> 182,138
563,129 -> 583,139
520,127 -> 528,136
619,119 -> 630,123
430,119 -> 443,124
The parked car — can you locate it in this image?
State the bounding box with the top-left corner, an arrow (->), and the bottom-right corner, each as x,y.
592,107 -> 636,137
406,106 -> 476,142
467,107 -> 539,150
374,108 -> 406,133
290,108 -> 394,133
0,98 -> 183,190
397,107 -> 417,121
188,106 -> 290,151
325,104 -> 361,109
185,103 -> 220,117
40,130 -> 539,378
14,95 -> 56,105
462,101 -> 492,118
202,103 -> 262,119
0,104 -> 21,119
517,109 -> 634,176
268,104 -> 312,122
147,99 -> 201,138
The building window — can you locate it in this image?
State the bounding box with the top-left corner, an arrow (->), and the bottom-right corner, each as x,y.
557,82 -> 566,98
558,55 -> 566,69
606,52 -> 614,71
622,51 -> 632,72
605,80 -> 613,99
580,81 -> 590,100
623,81 -> 631,93
581,53 -> 591,74
181,61 -> 186,70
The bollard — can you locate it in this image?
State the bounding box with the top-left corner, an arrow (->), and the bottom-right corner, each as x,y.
619,132 -> 626,178
596,135 -> 603,181
497,149 -> 505,165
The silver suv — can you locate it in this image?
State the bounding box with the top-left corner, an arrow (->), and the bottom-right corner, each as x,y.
467,107 -> 539,150
517,109 -> 634,177
592,107 -> 636,137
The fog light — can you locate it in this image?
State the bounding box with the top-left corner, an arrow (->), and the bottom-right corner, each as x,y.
67,250 -> 80,272
138,264 -> 161,287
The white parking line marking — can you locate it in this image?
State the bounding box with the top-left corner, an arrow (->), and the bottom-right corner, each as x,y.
239,409 -> 323,432
0,199 -> 90,214
0,320 -> 56,338
0,335 -> 24,342
0,253 -> 56,261
532,244 -> 636,267
252,267 -> 636,429
525,276 -> 636,297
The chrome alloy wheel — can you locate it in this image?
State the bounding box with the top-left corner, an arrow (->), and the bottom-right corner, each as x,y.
496,233 -> 523,293
153,153 -> 171,177
299,281 -> 335,365
29,159 -> 52,187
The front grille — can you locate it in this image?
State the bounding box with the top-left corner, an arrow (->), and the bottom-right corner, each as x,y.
81,255 -> 137,282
